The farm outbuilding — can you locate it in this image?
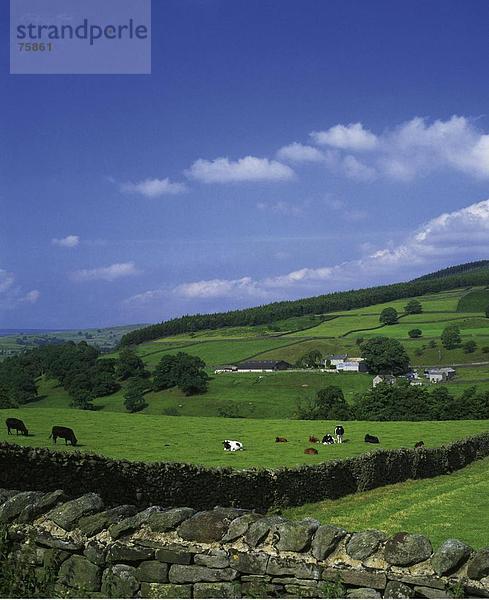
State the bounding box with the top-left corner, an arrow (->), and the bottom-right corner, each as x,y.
236,360 -> 291,372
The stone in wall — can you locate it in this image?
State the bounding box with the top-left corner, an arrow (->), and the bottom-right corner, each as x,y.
0,488 -> 486,599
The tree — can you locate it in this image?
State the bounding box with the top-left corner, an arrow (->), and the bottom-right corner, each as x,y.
179,371 -> 209,396
116,347 -> 147,380
123,377 -> 147,413
486,305 -> 489,319
152,355 -> 179,390
296,349 -> 322,368
71,388 -> 94,410
360,337 -> 410,375
404,299 -> 423,314
463,340 -> 477,354
294,386 -> 352,420
379,307 -> 399,325
408,328 -> 422,338
441,325 -> 461,350
152,352 -> 209,396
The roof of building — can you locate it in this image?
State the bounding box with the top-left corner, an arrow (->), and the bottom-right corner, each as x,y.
330,354 -> 348,360
237,360 -> 291,370
374,374 -> 396,382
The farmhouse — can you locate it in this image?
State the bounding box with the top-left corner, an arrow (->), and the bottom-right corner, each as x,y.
326,354 -> 349,366
236,360 -> 291,372
214,365 -> 238,374
372,374 -> 397,387
425,367 -> 456,383
334,357 -> 368,372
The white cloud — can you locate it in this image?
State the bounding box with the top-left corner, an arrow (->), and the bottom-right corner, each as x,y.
304,115 -> 489,182
276,142 -> 325,163
256,200 -> 303,216
52,235 -> 80,248
121,178 -> 187,197
174,277 -> 271,300
22,290 -> 40,304
185,156 -> 295,183
165,198 -> 489,300
0,270 -> 40,310
310,122 -> 378,150
72,262 -> 140,282
341,155 -> 377,181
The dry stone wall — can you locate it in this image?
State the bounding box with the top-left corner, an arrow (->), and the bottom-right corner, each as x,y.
1,488 -> 489,599
2,432 -> 489,511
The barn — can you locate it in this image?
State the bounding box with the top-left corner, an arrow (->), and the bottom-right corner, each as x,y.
236,360 -> 291,372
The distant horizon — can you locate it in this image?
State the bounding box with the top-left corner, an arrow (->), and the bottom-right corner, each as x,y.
3,257 -> 484,330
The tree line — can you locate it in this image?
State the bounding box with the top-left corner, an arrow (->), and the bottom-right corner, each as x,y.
0,342 -> 208,412
295,382 -> 489,422
120,266 -> 489,346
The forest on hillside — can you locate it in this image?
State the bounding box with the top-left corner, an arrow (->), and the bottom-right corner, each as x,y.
121,266 -> 489,346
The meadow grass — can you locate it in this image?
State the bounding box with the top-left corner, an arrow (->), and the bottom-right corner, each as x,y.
457,288 -> 489,312
283,455 -> 489,548
134,338 -> 300,368
1,407 -> 489,468
32,371 -> 373,418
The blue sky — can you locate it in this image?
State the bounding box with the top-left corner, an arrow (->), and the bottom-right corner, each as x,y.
2,0 -> 489,328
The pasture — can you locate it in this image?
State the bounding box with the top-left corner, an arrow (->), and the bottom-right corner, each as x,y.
32,372 -> 373,418
284,454 -> 489,549
125,287 -> 489,373
1,407 -> 489,468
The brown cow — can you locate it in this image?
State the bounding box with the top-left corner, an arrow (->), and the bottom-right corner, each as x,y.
275,437 -> 288,443
304,447 -> 318,455
309,435 -> 319,443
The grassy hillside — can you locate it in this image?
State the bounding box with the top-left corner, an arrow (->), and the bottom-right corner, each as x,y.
32,372 -> 372,418
284,455 -> 489,548
1,407 -> 488,468
457,288 -> 489,312
27,286 -> 489,418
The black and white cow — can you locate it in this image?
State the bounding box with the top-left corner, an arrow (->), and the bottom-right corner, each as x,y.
334,425 -> 345,444
322,433 -> 335,445
223,440 -> 243,451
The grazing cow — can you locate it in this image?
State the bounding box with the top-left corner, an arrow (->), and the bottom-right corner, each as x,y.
334,425 -> 345,444
275,437 -> 288,443
309,435 -> 319,443
5,418 -> 28,436
223,440 -> 243,452
322,434 -> 335,445
304,447 -> 318,455
49,426 -> 77,446
414,441 -> 424,448
364,434 -> 380,444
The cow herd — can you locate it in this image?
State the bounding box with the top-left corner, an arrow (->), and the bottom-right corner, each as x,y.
223,425 -> 425,456
5,418 -> 78,446
6,418 -> 424,457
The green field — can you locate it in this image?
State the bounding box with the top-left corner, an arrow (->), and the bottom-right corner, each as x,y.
284,455 -> 489,548
457,288 -> 489,312
2,407 -> 489,468
128,287 -> 489,371
31,372 -> 373,418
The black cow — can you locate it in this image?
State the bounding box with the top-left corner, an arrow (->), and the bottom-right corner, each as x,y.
365,434 -> 380,444
414,441 -> 424,448
6,418 -> 28,436
334,425 -> 345,444
322,433 -> 335,445
49,426 -> 77,446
